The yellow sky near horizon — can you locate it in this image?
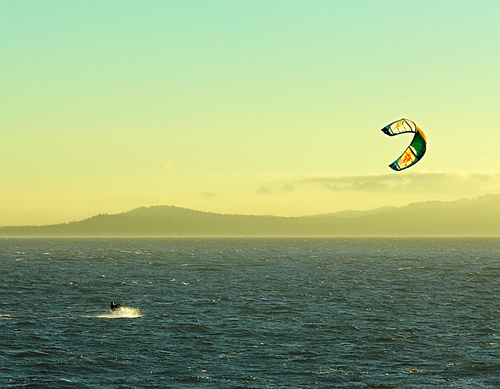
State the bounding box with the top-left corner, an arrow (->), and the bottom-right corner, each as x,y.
1,1 -> 500,226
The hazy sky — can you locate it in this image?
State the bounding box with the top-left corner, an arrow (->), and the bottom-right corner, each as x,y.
1,0 -> 499,225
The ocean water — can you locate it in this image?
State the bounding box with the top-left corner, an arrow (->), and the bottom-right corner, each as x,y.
1,238 -> 500,388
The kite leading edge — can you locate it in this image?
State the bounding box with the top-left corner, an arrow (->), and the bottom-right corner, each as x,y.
381,118 -> 427,171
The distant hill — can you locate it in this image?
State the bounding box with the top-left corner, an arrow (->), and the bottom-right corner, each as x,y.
1,194 -> 500,237
311,206 -> 397,219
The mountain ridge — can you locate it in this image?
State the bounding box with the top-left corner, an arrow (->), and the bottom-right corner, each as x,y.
1,194 -> 499,237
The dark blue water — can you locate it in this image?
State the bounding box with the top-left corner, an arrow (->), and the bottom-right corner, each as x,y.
1,238 -> 500,388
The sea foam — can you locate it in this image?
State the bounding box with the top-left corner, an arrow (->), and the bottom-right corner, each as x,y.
95,306 -> 143,319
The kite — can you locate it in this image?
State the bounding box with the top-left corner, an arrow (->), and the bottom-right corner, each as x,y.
381,118 -> 427,171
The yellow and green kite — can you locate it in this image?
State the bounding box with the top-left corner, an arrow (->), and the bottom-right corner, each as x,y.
381,118 -> 427,171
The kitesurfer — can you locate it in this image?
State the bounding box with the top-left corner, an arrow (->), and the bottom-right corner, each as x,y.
111,302 -> 122,311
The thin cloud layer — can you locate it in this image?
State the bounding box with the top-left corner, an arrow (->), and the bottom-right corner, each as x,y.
199,191 -> 217,198
256,184 -> 296,196
256,185 -> 273,195
303,172 -> 500,195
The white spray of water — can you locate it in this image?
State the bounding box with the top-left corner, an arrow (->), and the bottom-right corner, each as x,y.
94,306 -> 143,319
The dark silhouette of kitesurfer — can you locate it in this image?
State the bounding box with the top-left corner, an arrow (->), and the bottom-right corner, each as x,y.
111,302 -> 122,311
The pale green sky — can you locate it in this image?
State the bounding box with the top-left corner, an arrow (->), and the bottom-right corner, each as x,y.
1,0 -> 499,225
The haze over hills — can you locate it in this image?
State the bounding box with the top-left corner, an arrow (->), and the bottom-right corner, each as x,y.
1,194 -> 500,237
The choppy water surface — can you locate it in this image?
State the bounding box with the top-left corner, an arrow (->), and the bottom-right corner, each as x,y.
1,238 -> 500,388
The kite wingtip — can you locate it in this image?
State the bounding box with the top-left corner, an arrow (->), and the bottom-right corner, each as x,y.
388,162 -> 400,171
381,126 -> 391,135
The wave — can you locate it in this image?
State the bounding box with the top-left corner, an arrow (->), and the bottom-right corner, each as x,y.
94,306 -> 143,319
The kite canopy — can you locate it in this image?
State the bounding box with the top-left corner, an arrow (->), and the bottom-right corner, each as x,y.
381,118 -> 427,171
